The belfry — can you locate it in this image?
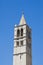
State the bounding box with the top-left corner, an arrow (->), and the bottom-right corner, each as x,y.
13,14 -> 32,65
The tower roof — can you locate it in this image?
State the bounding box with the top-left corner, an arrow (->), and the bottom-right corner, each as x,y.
19,14 -> 26,25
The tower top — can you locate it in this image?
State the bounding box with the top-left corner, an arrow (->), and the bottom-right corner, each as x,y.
19,14 -> 26,25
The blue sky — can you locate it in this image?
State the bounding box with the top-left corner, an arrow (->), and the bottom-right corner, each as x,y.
0,0 -> 43,65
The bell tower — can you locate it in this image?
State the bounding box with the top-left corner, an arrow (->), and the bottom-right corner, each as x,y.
13,14 -> 32,65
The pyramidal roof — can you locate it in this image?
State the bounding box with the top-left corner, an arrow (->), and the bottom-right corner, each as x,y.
19,14 -> 26,25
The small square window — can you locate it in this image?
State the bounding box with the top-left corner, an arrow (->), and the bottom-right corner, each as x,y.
21,41 -> 23,46
17,41 -> 19,46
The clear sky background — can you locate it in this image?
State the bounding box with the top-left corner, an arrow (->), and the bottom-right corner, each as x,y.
0,0 -> 43,65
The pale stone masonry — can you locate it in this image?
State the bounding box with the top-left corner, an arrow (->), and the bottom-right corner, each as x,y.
13,14 -> 32,65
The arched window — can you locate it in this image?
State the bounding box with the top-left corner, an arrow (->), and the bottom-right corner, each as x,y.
21,28 -> 23,36
17,29 -> 20,37
21,41 -> 23,46
16,41 -> 19,46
